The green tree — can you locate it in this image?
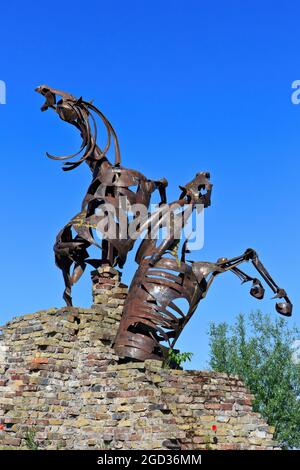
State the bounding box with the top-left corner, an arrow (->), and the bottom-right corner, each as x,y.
208,310 -> 300,449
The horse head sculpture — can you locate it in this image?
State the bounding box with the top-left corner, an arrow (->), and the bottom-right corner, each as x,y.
35,84 -> 120,171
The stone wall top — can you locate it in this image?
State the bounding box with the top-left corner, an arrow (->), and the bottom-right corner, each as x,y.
0,307 -> 277,450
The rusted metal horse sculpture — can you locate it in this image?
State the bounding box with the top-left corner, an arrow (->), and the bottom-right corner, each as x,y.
36,85 -> 167,306
114,172 -> 293,361
37,86 -> 293,363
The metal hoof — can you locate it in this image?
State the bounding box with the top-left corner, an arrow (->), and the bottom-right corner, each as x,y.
275,301 -> 292,317
250,281 -> 265,300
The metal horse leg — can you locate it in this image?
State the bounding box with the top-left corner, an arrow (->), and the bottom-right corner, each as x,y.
212,248 -> 293,316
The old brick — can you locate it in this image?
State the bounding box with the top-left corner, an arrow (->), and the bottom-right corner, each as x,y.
30,357 -> 49,364
0,305 -> 277,451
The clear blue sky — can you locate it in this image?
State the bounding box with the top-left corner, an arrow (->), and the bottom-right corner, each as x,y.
0,1 -> 299,369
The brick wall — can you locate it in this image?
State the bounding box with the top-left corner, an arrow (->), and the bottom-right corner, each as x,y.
0,301 -> 277,450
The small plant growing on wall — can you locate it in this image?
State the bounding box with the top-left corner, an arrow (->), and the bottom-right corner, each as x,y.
25,429 -> 39,450
164,349 -> 194,369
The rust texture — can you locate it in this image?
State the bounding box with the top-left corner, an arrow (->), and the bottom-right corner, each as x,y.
114,173 -> 292,361
36,85 -> 167,306
37,86 -> 293,362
